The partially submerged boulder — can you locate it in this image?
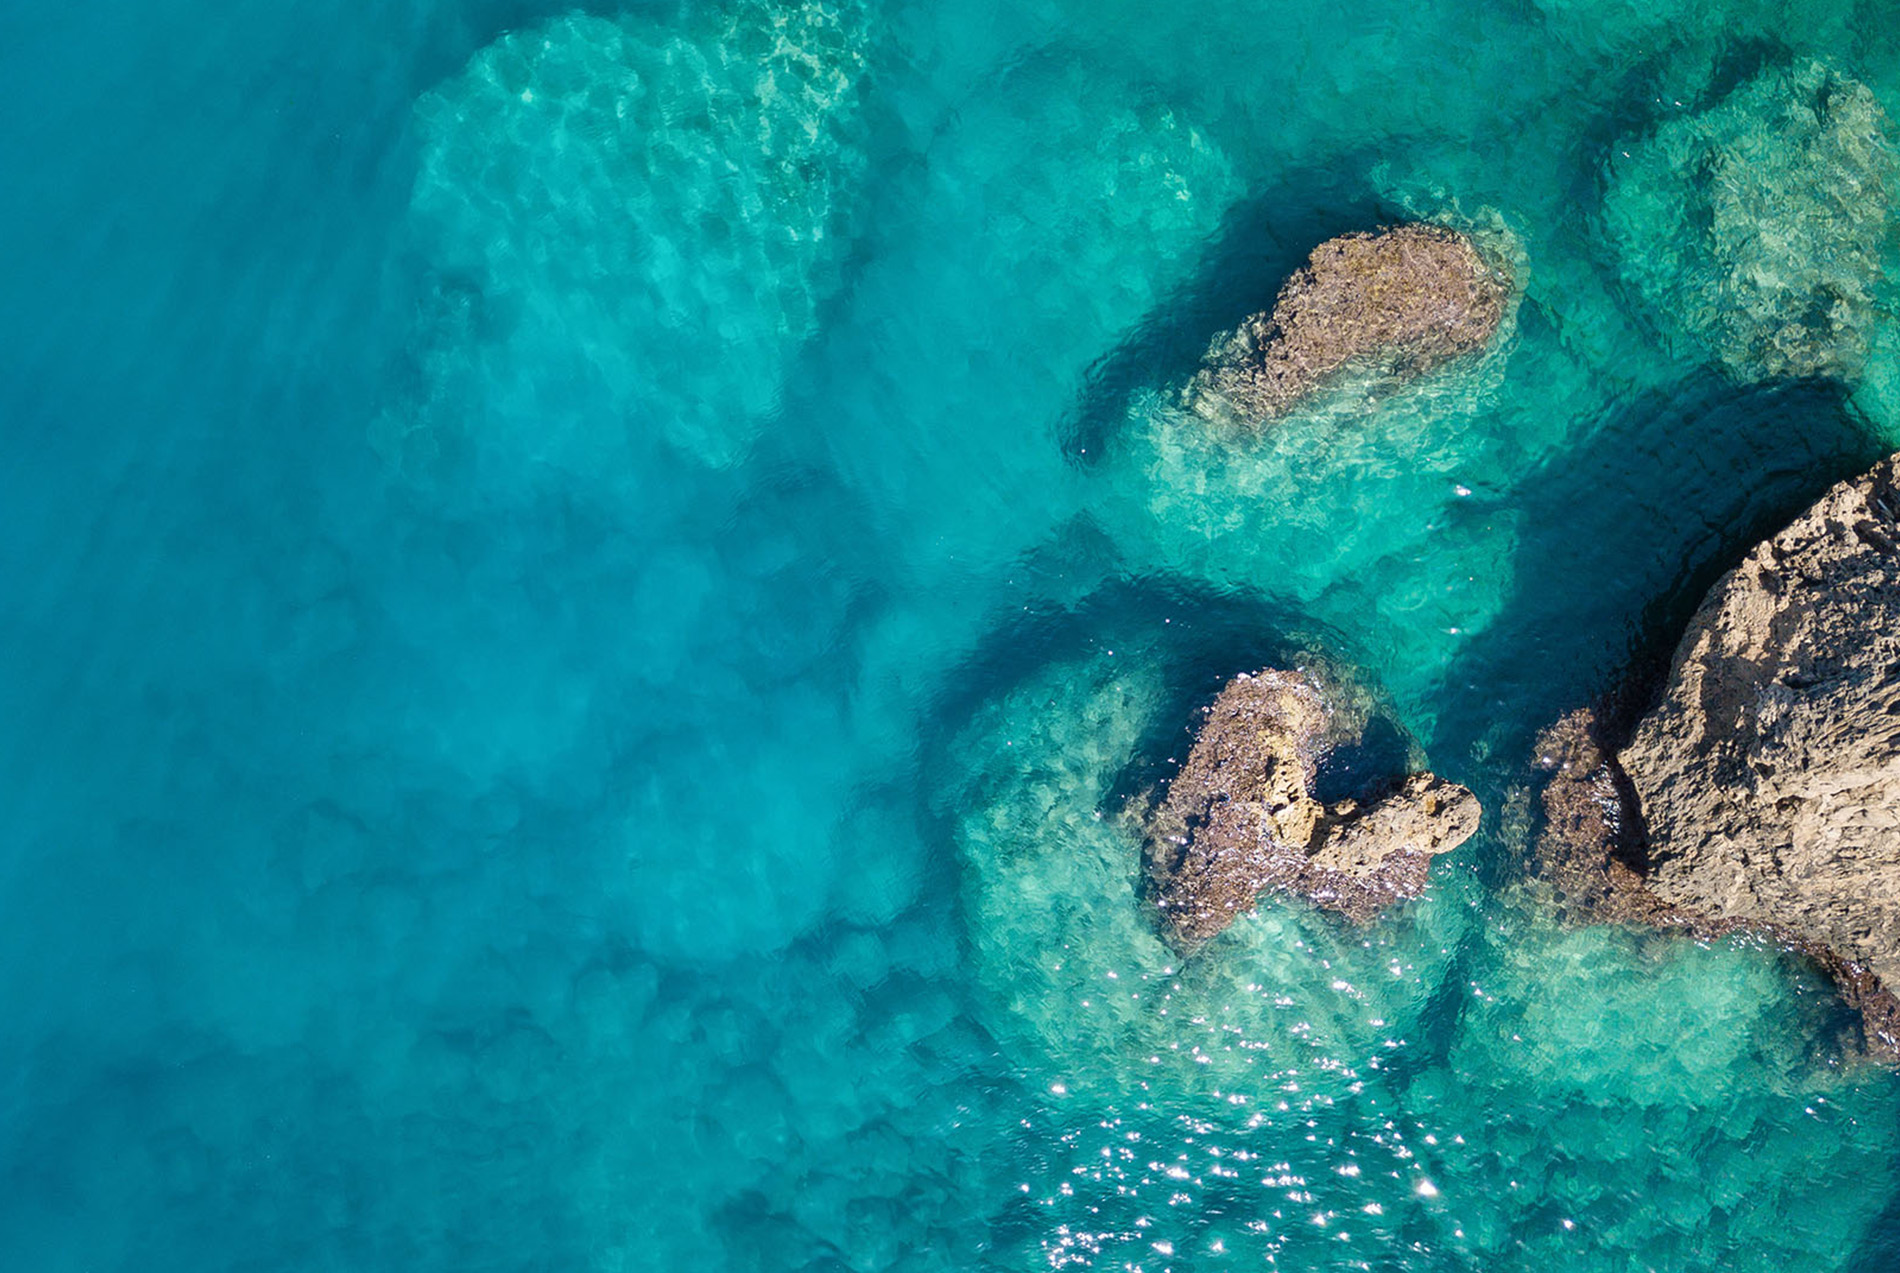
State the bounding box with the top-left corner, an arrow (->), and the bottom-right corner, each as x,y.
1184,223 -> 1509,424
1530,454 -> 1900,1054
1140,669 -> 1479,945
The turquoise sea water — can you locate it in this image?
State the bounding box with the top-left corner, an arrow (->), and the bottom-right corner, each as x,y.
8,0 -> 1900,1267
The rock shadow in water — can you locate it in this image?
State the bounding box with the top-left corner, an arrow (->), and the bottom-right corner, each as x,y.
924,572 -> 1398,812
1426,372 -> 1884,842
1853,1191 -> 1900,1273
1063,155 -> 1421,465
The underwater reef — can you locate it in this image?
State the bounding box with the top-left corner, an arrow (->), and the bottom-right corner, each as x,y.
1601,57 -> 1895,382
31,0 -> 1900,1265
388,0 -> 871,476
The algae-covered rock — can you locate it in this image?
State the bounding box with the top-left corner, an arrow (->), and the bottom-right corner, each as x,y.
1184,223 -> 1510,424
936,652 -> 1471,1102
1140,669 -> 1479,944
388,0 -> 871,474
1601,58 -> 1896,382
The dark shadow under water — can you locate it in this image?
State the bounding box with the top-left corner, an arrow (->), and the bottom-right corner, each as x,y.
1379,372 -> 1884,1089
1428,370 -> 1885,811
1063,153 -> 1425,465
925,567 -> 1428,854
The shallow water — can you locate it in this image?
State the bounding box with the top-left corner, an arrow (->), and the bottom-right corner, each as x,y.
6,0 -> 1900,1268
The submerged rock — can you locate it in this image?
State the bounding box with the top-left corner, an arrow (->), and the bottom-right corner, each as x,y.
1140,669 -> 1479,944
1531,455 -> 1900,1054
1601,58 -> 1895,382
391,0 -> 871,475
1183,223 -> 1509,424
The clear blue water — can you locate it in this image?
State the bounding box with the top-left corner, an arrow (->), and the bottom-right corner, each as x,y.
6,0 -> 1900,1268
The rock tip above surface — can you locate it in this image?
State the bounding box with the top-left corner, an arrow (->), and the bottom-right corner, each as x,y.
1184,221 -> 1512,425
1138,668 -> 1479,946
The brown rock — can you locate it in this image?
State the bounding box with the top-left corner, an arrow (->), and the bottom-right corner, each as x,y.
1621,455 -> 1900,1045
1184,223 -> 1509,424
1528,708 -> 1679,928
1140,669 -> 1479,946
1525,457 -> 1900,1055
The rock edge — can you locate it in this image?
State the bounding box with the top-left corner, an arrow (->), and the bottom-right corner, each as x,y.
1184,223 -> 1509,425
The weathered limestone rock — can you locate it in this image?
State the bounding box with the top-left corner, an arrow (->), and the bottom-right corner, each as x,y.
1140,669 -> 1479,945
1529,455 -> 1900,1054
1184,223 -> 1509,424
1628,455 -> 1900,983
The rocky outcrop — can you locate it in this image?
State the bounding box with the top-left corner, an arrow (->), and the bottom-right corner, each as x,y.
1184,223 -> 1510,424
1629,455 -> 1900,981
1140,669 -> 1479,945
1531,455 -> 1900,1054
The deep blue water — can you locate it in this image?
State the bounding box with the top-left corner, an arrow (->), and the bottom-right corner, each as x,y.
6,0 -> 1900,1268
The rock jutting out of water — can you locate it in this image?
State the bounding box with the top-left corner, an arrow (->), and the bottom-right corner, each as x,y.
1182,223 -> 1510,425
1530,454 -> 1900,1055
1140,669 -> 1480,945
938,651 -> 1475,1103
1601,58 -> 1896,382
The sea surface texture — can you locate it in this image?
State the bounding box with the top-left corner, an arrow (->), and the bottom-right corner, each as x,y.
7,0 -> 1900,1268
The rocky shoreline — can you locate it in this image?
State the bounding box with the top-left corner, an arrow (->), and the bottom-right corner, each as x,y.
1530,456 -> 1900,1057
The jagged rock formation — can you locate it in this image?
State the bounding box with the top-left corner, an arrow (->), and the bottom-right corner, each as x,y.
1531,455 -> 1900,1054
1140,669 -> 1479,944
1629,455 -> 1900,989
1531,708 -> 1702,930
1184,223 -> 1509,424
1600,58 -> 1895,382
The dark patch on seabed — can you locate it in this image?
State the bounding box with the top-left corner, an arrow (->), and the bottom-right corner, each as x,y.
923,568 -> 1430,835
926,572 -> 1337,741
1851,1191 -> 1900,1271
